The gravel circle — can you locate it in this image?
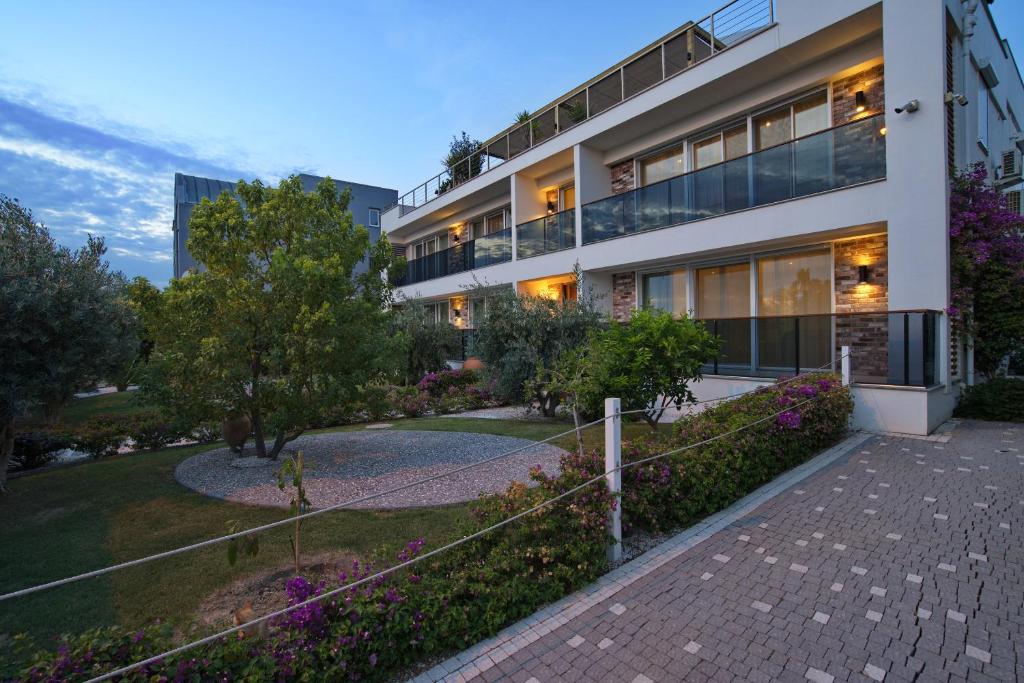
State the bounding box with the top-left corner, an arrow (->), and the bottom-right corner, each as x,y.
174,430 -> 566,509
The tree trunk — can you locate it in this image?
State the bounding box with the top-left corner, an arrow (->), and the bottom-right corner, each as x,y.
251,407 -> 268,458
0,419 -> 15,493
571,404 -> 585,458
269,430 -> 304,460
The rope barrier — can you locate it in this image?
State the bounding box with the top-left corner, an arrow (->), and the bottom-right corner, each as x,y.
2,356 -> 846,604
85,392 -> 825,682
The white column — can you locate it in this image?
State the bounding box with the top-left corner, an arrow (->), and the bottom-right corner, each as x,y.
604,397 -> 622,564
511,172 -> 544,262
841,345 -> 851,386
574,143 -> 612,249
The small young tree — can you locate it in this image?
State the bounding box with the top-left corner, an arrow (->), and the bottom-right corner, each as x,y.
0,196 -> 138,490
473,276 -> 602,416
949,164 -> 1024,377
555,309 -> 720,430
109,276 -> 161,391
442,131 -> 483,188
142,176 -> 398,459
390,300 -> 462,384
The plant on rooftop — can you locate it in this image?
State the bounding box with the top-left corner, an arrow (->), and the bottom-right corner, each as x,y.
441,131 -> 483,190
948,164 -> 1024,377
140,176 -> 400,460
0,195 -> 139,491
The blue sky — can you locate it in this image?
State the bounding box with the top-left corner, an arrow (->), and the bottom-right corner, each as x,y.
1,1 -> 1022,286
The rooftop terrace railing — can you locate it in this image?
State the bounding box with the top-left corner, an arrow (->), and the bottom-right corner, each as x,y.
397,228 -> 512,287
389,0 -> 774,218
582,114 -> 886,245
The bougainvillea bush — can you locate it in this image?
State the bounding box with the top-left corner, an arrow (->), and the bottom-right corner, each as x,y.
612,372 -> 853,534
948,164 -> 1024,376
12,373 -> 850,682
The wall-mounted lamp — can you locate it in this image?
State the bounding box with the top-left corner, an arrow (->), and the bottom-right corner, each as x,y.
855,90 -> 867,113
879,126 -> 887,136
546,200 -> 556,214
452,233 -> 460,243
894,99 -> 919,114
858,265 -> 871,284
453,308 -> 461,318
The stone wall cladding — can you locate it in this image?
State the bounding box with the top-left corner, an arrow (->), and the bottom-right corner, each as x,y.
831,63 -> 885,125
834,234 -> 889,383
611,160 -> 635,195
612,272 -> 636,322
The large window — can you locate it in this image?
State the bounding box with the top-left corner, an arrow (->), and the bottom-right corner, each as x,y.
426,300 -> 450,324
693,124 -> 748,170
641,269 -> 688,317
639,145 -> 684,186
756,250 -> 831,371
697,263 -> 751,368
754,91 -> 829,150
412,233 -> 447,259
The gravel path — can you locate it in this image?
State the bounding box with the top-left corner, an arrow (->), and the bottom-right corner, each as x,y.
174,430 -> 566,509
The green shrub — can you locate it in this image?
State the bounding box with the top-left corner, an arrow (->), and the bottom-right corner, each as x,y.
126,410 -> 186,450
954,377 -> 1024,422
11,429 -> 72,471
72,414 -> 131,459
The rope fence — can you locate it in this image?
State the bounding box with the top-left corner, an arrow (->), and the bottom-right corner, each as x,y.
0,354 -> 848,605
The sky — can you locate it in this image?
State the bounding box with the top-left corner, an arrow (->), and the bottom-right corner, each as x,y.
1,1 -> 1022,287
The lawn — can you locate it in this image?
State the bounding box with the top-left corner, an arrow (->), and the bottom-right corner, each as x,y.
56,390 -> 152,426
0,414 -> 666,659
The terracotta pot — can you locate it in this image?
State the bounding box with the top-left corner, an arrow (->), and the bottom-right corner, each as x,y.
221,415 -> 252,452
463,356 -> 485,371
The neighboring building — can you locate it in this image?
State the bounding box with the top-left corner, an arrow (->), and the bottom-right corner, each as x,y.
381,0 -> 1024,435
172,172 -> 397,279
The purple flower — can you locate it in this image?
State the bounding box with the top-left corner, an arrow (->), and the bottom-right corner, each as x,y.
777,410 -> 802,430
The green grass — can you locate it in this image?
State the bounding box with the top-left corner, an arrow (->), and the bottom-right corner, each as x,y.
0,415 -> 666,655
59,391 -> 152,426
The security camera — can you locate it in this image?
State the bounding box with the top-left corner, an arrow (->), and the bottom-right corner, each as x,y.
895,99 -> 920,114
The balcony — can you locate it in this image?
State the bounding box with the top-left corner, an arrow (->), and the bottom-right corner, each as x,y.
390,0 -> 775,217
698,310 -> 940,387
516,208 -> 576,259
582,114 -> 887,244
397,228 -> 512,287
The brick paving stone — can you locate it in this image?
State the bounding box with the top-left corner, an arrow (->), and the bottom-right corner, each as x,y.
426,421 -> 1023,683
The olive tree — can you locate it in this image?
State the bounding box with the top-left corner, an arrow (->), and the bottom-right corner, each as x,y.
0,196 -> 137,490
143,176 -> 398,459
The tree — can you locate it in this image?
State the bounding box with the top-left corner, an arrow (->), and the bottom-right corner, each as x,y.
472,276 -> 602,416
390,300 -> 462,385
143,176 -> 398,459
0,196 -> 137,490
442,131 -> 483,189
948,164 -> 1024,377
550,309 -> 720,430
109,276 -> 162,391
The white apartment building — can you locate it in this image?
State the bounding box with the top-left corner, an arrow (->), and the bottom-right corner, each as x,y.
381,0 -> 1024,436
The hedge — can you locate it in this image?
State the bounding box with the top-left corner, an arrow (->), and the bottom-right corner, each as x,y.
11,373 -> 852,682
954,377 -> 1024,423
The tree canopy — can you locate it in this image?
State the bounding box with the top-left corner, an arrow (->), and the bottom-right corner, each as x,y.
142,175 -> 398,459
0,196 -> 137,489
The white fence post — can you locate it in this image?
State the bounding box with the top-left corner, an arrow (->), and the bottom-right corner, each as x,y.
605,397 -> 622,563
841,345 -> 851,387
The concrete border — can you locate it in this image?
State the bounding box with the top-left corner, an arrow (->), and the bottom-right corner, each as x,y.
412,430 -> 873,682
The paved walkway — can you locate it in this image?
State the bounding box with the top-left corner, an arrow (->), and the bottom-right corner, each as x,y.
418,420 -> 1023,682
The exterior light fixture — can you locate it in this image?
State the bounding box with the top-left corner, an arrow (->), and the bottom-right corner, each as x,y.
894,99 -> 919,114
453,308 -> 461,318
879,126 -> 887,136
858,265 -> 870,284
546,200 -> 556,214
451,232 -> 460,243
855,90 -> 867,113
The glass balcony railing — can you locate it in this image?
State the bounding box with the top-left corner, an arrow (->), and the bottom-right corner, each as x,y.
397,228 -> 512,287
389,0 -> 775,217
582,114 -> 887,244
697,309 -> 940,387
516,208 -> 576,259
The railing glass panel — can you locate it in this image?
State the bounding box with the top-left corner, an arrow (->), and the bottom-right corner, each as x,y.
581,115 -> 886,245
516,209 -> 576,259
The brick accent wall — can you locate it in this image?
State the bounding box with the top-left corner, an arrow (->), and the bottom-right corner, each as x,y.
612,272 -> 636,322
834,234 -> 889,383
831,63 -> 885,125
611,160 -> 635,195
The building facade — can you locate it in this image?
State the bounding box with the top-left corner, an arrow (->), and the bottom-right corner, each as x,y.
381,0 -> 1024,436
172,172 -> 397,279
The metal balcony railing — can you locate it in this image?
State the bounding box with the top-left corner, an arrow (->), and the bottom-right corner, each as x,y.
696,310 -> 941,387
516,208 -> 576,259
388,0 -> 775,218
582,114 -> 887,244
397,228 -> 512,287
